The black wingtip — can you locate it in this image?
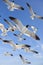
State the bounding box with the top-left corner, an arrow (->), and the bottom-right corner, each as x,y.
4,19 -> 7,21
9,16 -> 16,20
19,54 -> 22,58
23,38 -> 26,40
35,51 -> 38,54
26,25 -> 30,28
12,0 -> 14,2
25,44 -> 31,47
26,2 -> 30,7
11,54 -> 13,56
16,43 -> 18,45
34,51 -> 38,54
14,33 -> 17,36
0,38 -> 2,39
27,62 -> 31,64
20,7 -> 24,10
36,35 -> 40,40
3,40 -> 10,43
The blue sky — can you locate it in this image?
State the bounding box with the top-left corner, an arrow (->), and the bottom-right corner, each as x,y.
0,0 -> 43,65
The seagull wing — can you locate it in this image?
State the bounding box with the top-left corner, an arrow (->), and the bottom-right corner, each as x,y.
3,0 -> 11,6
9,16 -> 24,31
14,3 -> 24,10
31,50 -> 38,54
4,19 -> 14,27
36,15 -> 43,19
24,29 -> 40,40
3,40 -> 16,50
19,54 -> 31,64
26,2 -> 34,15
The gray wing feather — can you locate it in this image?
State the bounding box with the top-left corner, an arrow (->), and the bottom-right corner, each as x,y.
9,17 -> 24,31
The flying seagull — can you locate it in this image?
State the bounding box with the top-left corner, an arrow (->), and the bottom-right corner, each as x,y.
0,38 -> 38,54
4,52 -> 13,56
3,0 -> 24,11
0,23 -> 7,36
26,2 -> 43,20
4,18 -> 17,32
0,38 -> 31,50
19,54 -> 31,64
9,16 -> 40,40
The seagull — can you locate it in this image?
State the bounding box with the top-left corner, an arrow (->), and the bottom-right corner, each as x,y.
0,38 -> 38,54
19,54 -> 31,64
4,19 -> 17,32
0,23 -> 7,36
4,52 -> 13,56
26,2 -> 43,20
3,0 -> 24,11
14,33 -> 26,41
9,16 -> 40,40
0,38 -> 31,50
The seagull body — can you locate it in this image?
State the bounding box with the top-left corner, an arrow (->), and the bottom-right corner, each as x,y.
0,38 -> 38,54
0,23 -> 7,36
19,54 -> 31,64
4,52 -> 13,56
26,3 -> 43,20
9,17 -> 40,40
4,19 -> 17,32
3,0 -> 24,11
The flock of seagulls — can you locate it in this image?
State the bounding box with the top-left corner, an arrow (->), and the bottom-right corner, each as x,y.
0,0 -> 43,64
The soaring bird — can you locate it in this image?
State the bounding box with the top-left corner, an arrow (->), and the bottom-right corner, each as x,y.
3,0 -> 24,11
0,38 -> 38,54
26,2 -> 43,20
19,54 -> 31,64
9,16 -> 40,40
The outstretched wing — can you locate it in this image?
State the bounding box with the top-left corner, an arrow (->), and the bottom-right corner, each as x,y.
26,2 -> 34,15
36,15 -> 43,19
4,19 -> 13,27
9,16 -> 24,31
24,29 -> 40,40
19,54 -> 31,64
